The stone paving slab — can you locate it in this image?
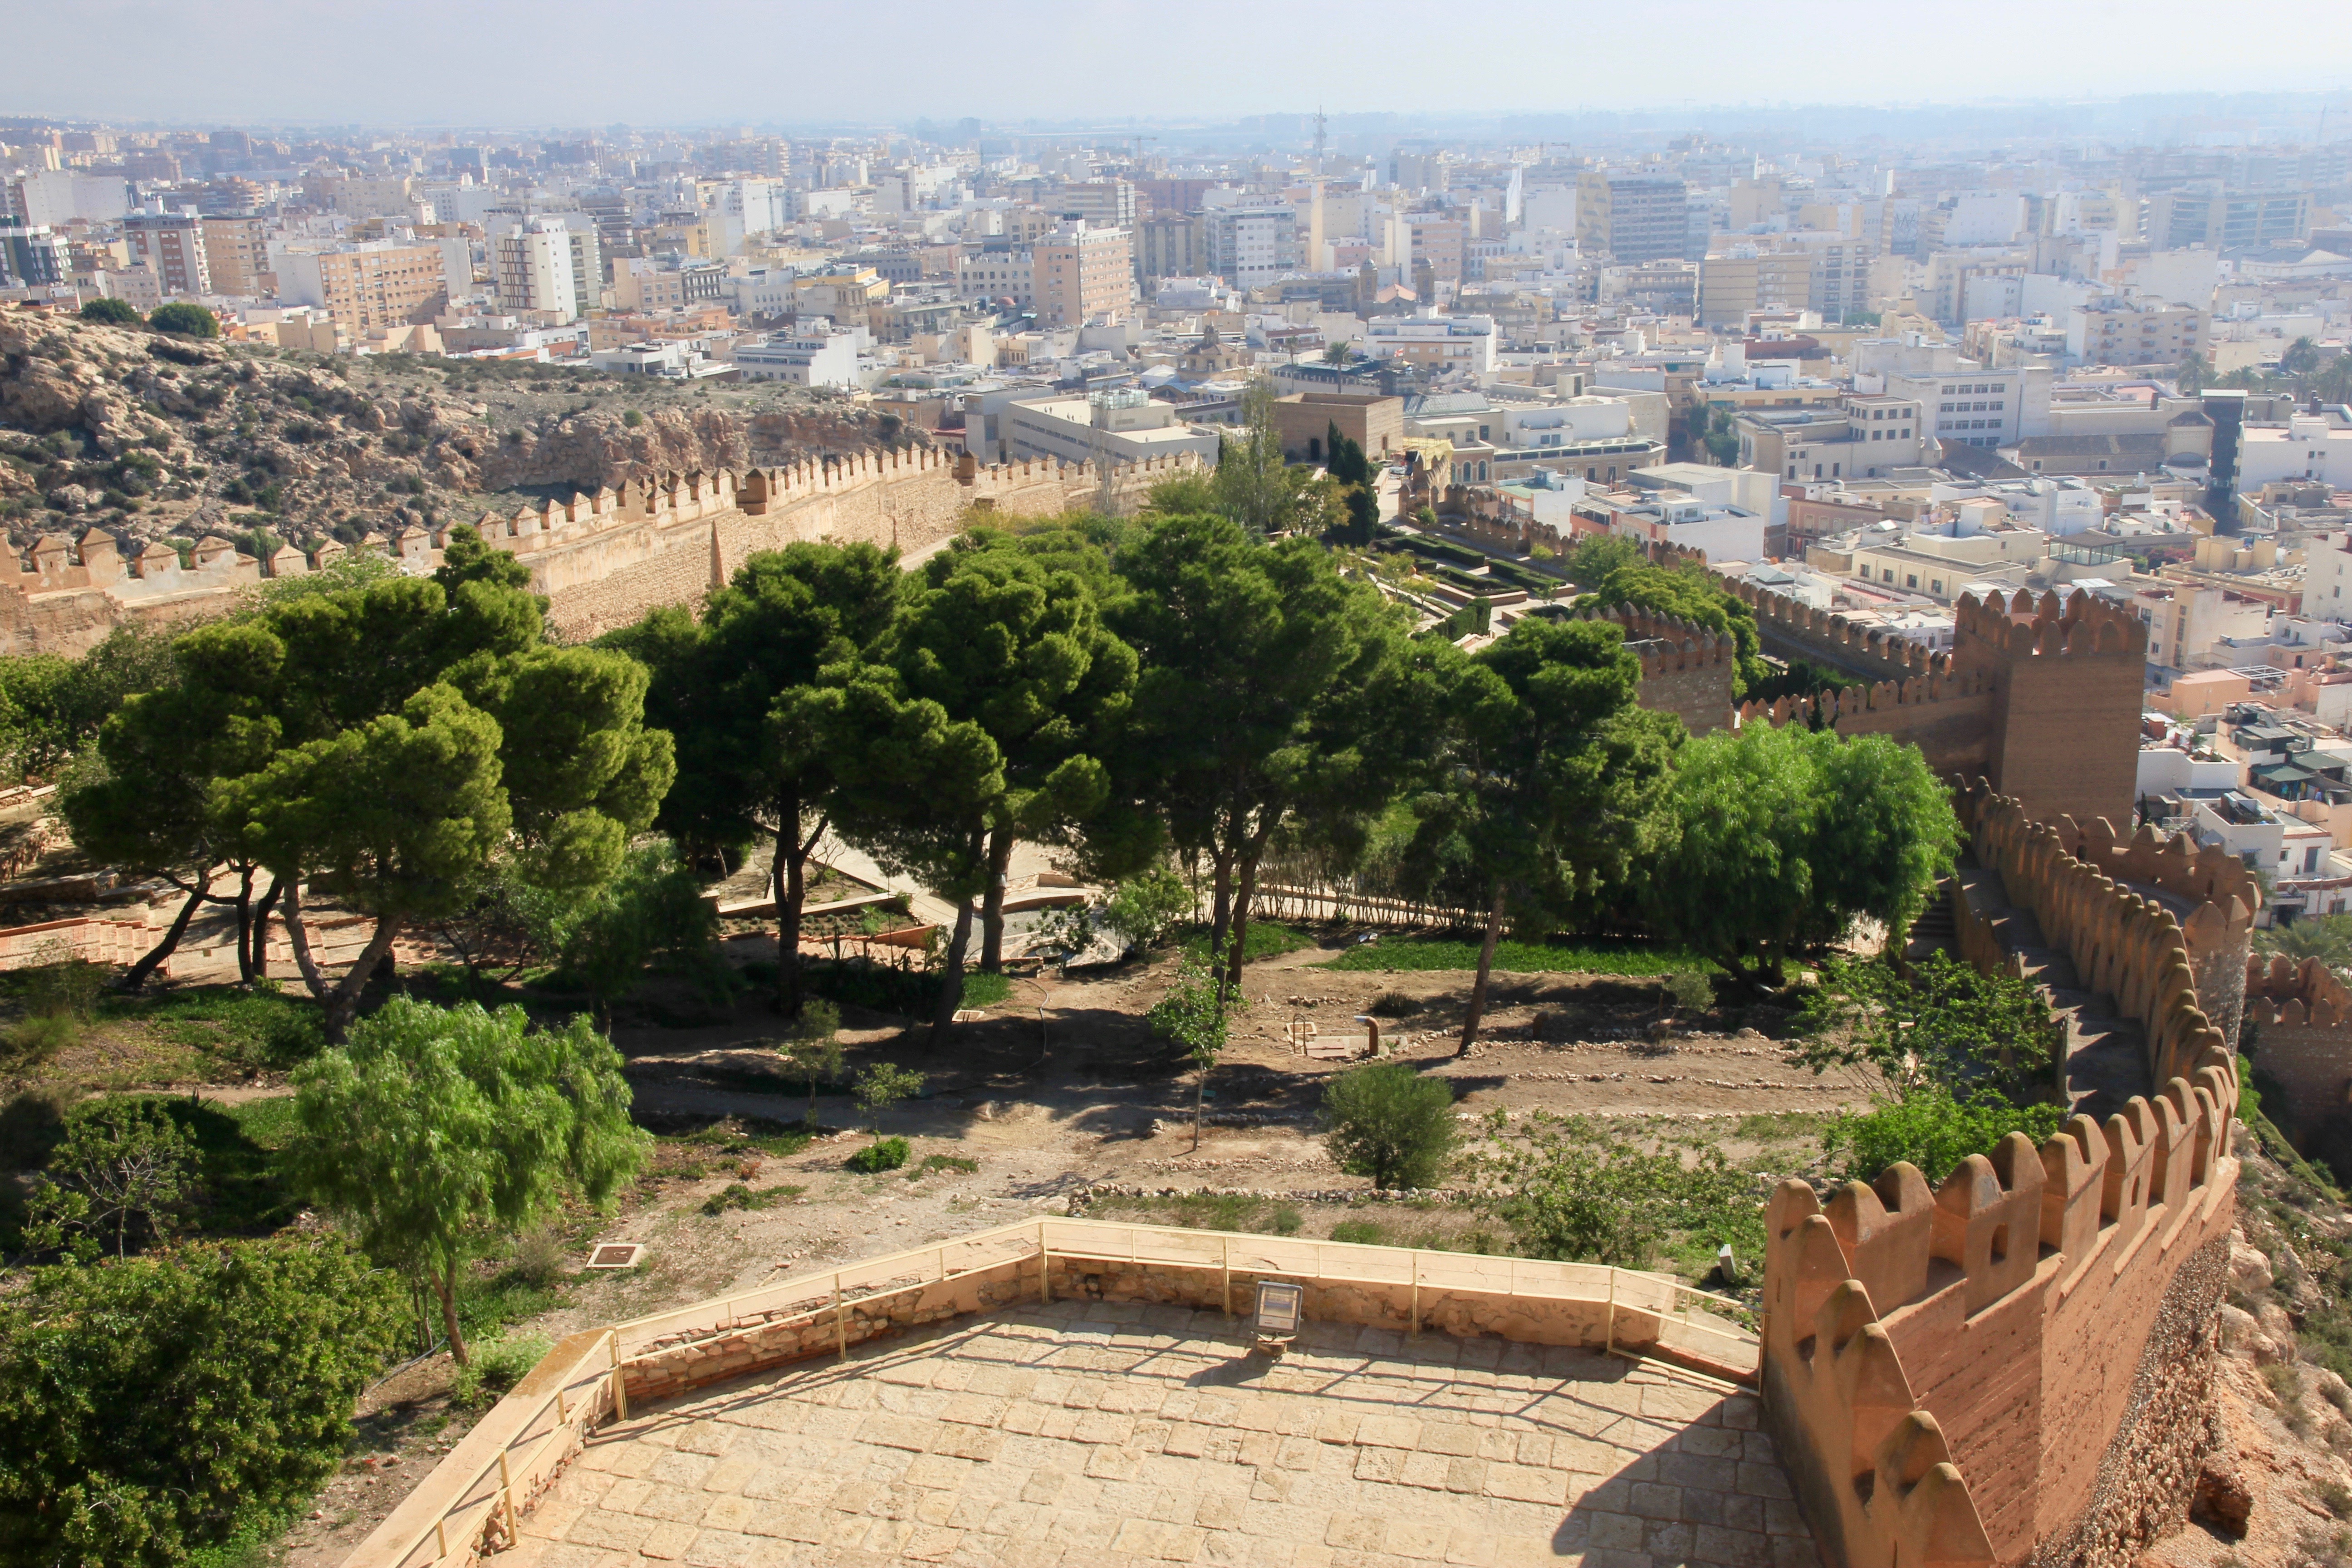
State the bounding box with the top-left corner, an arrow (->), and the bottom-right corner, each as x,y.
508,1301 -> 1817,1568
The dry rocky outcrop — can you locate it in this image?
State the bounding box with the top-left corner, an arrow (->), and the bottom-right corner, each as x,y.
0,311 -> 914,556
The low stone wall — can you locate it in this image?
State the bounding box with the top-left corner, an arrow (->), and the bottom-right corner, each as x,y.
615,1246 -> 1748,1413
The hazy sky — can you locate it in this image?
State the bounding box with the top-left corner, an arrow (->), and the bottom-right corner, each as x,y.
7,0 -> 2348,130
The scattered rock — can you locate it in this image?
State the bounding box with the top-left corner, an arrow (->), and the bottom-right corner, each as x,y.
2230,1238 -> 2276,1296
2192,1459 -> 2254,1538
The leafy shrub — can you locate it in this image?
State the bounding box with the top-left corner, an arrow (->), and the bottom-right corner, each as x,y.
623,409 -> 645,428
853,1061 -> 923,1135
1330,1218 -> 1387,1245
1484,1112 -> 1761,1270
848,1136 -> 910,1174
1367,990 -> 1418,1018
148,303 -> 220,339
24,944 -> 105,1021
81,297 -> 145,327
453,1331 -> 554,1408
1662,969 -> 1714,1014
506,1225 -> 566,1289
1103,869 -> 1194,951
1820,1088 -> 2070,1185
1323,1063 -> 1457,1191
23,1097 -> 197,1261
912,1152 -> 977,1177
5,1012 -> 80,1063
0,1236 -> 403,1568
700,1181 -> 804,1215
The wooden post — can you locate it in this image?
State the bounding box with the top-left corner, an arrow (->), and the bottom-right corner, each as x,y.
1039,1220 -> 1051,1303
555,1384 -> 568,1425
1604,1269 -> 1617,1356
434,1518 -> 448,1560
608,1330 -> 629,1422
1221,1236 -> 1232,1317
835,1274 -> 848,1361
498,1449 -> 518,1539
1409,1252 -> 1421,1336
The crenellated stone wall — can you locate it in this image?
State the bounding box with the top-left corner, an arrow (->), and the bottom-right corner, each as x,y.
1723,582 -> 2148,829
0,447 -> 1208,655
1762,783 -> 2244,1568
2243,952 -> 2352,1143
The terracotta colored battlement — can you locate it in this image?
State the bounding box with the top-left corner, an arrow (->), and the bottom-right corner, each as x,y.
0,446 -> 1208,656
2242,952 -> 2352,1142
1721,580 -> 2144,826
1764,783 -> 2244,1568
1764,1063 -> 2234,1568
1577,602 -> 1738,734
1954,781 -> 2246,1089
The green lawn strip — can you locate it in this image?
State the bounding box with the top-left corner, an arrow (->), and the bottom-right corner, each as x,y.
1325,935 -> 1712,975
1179,921 -> 1313,966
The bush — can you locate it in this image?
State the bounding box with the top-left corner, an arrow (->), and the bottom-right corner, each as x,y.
1485,1112 -> 1762,1271
912,1152 -> 977,1177
23,1097 -> 199,1261
1103,868 -> 1193,951
147,303 -> 220,339
1367,990 -> 1418,1018
0,1236 -> 403,1568
1821,1087 -> 2070,1186
848,1136 -> 910,1173
1662,969 -> 1714,1014
623,409 -> 645,428
452,1331 -> 554,1408
79,297 -> 143,327
1323,1063 -> 1457,1190
1330,1218 -> 1387,1245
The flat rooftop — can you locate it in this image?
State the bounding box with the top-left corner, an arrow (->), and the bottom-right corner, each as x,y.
510,1300 -> 1816,1568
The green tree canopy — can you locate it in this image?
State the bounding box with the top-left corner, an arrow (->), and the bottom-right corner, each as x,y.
147,303 -> 220,338
285,997 -> 649,1363
0,1236 -> 404,1568
1403,617 -> 1681,1051
1112,511 -> 1410,993
1592,562 -> 1766,693
1641,725 -> 1958,988
162,569 -> 671,1036
78,296 -> 142,327
602,540 -> 899,1015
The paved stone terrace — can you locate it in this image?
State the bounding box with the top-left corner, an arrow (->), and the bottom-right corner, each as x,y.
510,1300 -> 1816,1568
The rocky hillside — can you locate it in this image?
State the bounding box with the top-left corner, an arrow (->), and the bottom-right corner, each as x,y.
2150,1122 -> 2352,1568
0,311 -> 916,555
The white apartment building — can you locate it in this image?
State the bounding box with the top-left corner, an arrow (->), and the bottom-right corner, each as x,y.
2238,410 -> 2352,490
734,329 -> 865,391
1364,314 -> 1497,374
964,388 -> 1220,468
493,219 -> 598,322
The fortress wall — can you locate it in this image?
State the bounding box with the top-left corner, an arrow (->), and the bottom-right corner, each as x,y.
1725,583 -> 2147,830
2244,953 -> 2352,1139
1764,1081 -> 2236,1568
0,448 -> 1207,656
1765,783 -> 2244,1568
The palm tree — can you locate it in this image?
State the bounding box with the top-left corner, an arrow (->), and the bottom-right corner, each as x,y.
2175,351 -> 2213,396
2282,336 -> 2323,381
1323,338 -> 1354,369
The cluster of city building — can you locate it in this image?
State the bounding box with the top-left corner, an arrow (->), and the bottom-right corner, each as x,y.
5,117 -> 2352,930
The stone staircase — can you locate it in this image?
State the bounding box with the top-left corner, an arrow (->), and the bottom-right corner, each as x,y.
1948,858 -> 2152,1120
